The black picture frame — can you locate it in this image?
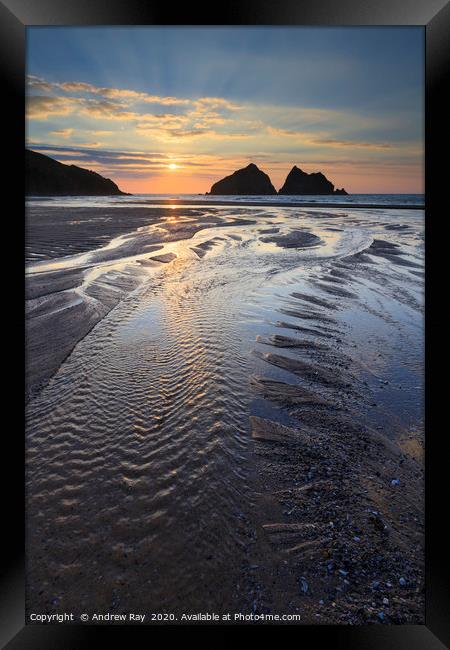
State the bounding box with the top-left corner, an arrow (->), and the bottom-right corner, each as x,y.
2,0 -> 448,646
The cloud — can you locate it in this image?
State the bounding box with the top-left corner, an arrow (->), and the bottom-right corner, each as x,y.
265,126 -> 307,139
49,128 -> 74,138
26,76 -> 248,134
26,75 -> 229,109
27,143 -> 187,172
26,75 -> 55,92
26,74 -> 423,190
194,97 -> 243,111
60,81 -> 193,106
265,127 -> 396,151
311,138 -> 394,150
27,94 -> 129,120
27,95 -> 75,119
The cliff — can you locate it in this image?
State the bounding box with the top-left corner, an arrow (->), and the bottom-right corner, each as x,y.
26,149 -> 128,196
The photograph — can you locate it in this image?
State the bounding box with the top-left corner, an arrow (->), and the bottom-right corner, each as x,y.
24,25 -> 426,626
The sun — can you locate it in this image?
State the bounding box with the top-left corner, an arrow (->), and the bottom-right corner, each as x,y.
168,163 -> 178,170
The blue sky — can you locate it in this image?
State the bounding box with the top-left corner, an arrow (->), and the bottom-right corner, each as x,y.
26,27 -> 424,193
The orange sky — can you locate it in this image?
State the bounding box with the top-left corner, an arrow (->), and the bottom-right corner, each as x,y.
115,164 -> 424,195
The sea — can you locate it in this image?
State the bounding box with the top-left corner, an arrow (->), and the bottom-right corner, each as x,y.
26,193 -> 425,209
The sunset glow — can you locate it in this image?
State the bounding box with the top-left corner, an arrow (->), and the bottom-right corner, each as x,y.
26,27 -> 424,194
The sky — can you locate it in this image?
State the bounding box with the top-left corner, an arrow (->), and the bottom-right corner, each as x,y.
26,27 -> 424,194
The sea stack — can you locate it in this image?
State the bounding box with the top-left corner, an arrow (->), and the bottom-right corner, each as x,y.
279,165 -> 347,195
208,163 -> 277,195
26,149 -> 129,196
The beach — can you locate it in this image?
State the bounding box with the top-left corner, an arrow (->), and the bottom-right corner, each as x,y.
26,198 -> 424,623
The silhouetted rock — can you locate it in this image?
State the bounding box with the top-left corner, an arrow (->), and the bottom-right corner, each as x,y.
26,149 -> 129,196
279,165 -> 347,195
208,163 -> 277,195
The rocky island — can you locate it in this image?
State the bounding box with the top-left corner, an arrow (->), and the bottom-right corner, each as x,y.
279,165 -> 347,195
209,163 -> 347,196
208,163 -> 277,195
26,149 -> 128,196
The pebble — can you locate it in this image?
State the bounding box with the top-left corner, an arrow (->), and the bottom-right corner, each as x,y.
372,581 -> 380,589
391,479 -> 401,486
399,577 -> 407,586
299,576 -> 309,594
382,597 -> 389,605
353,536 -> 361,542
378,612 -> 385,621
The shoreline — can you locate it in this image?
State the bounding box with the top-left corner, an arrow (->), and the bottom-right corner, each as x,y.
26,196 -> 425,211
122,198 -> 424,210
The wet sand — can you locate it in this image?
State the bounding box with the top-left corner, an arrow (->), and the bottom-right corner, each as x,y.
26,201 -> 424,624
25,206 -> 254,398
